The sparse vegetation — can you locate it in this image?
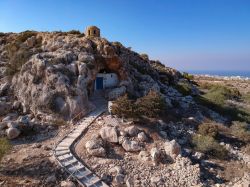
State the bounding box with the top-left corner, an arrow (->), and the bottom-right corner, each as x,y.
192,134 -> 228,159
198,123 -> 219,138
0,138 -> 12,161
202,85 -> 240,105
67,30 -> 81,35
183,72 -> 194,81
135,90 -> 166,118
230,121 -> 250,142
243,92 -> 250,103
174,81 -> 192,96
112,91 -> 166,119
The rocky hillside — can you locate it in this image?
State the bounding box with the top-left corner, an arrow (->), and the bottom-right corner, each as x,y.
0,31 -> 249,187
0,31 -> 195,121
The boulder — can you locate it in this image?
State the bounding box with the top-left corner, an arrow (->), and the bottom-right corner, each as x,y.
126,177 -> 134,187
122,139 -> 141,152
85,138 -> 106,157
18,115 -> 30,124
7,121 -> 19,128
114,174 -> 125,185
137,132 -> 148,142
0,121 -> 7,130
150,147 -> 163,164
0,102 -> 11,116
12,101 -> 21,110
60,181 -> 76,187
124,126 -> 139,137
164,140 -> 181,159
99,126 -> 118,143
6,127 -> 21,139
0,83 -> 10,96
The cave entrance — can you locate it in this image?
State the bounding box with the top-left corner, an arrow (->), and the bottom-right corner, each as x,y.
94,69 -> 119,91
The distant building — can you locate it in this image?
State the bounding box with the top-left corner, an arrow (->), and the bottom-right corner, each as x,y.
85,26 -> 100,37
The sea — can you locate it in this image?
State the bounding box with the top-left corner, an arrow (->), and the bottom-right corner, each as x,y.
183,70 -> 250,80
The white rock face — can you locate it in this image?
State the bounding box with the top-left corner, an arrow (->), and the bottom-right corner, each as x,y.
99,126 -> 118,143
122,139 -> 141,152
108,86 -> 126,100
6,127 -> 21,139
164,140 -> 181,159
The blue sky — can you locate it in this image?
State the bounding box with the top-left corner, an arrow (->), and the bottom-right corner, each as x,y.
0,0 -> 250,71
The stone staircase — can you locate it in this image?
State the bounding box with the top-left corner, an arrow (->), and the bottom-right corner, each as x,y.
53,93 -> 109,187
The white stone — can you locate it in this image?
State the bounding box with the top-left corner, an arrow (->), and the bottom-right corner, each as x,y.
99,126 -> 118,143
164,139 -> 181,159
137,132 -> 148,142
122,139 -> 141,152
6,127 -> 20,139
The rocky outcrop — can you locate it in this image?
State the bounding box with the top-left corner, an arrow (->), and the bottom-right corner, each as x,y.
85,137 -> 106,157
99,126 -> 118,143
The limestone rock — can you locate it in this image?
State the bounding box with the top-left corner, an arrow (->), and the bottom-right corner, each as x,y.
85,138 -> 106,157
124,126 -> 139,137
26,36 -> 36,47
0,121 -> 7,130
0,102 -> 11,116
164,139 -> 181,159
137,132 -> 148,142
108,86 -> 126,100
122,139 -> 141,152
60,181 -> 76,187
0,82 -> 10,96
114,174 -> 125,185
99,126 -> 118,143
150,147 -> 163,164
6,127 -> 21,139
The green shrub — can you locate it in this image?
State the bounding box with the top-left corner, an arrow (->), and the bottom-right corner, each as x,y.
67,30 -> 81,35
135,90 -> 166,118
230,121 -> 250,142
0,32 -> 5,37
183,72 -> 194,81
243,92 -> 250,103
111,94 -> 135,119
5,47 -> 32,76
192,134 -> 228,159
0,138 -> 12,161
112,91 -> 166,119
198,123 -> 219,138
174,82 -> 192,96
203,85 -> 240,105
17,30 -> 37,43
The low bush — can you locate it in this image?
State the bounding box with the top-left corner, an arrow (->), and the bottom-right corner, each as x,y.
183,72 -> 194,81
0,138 -> 12,161
243,92 -> 250,103
16,30 -> 37,43
67,30 -> 81,35
140,53 -> 149,60
111,94 -> 135,119
135,90 -> 166,118
174,82 -> 192,96
230,121 -> 250,143
192,134 -> 228,159
112,91 -> 166,119
203,85 -> 241,105
198,123 -> 219,138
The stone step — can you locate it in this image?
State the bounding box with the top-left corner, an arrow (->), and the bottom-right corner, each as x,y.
66,162 -> 85,173
62,158 -> 79,168
55,150 -> 70,157
80,173 -> 100,187
75,169 -> 92,179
